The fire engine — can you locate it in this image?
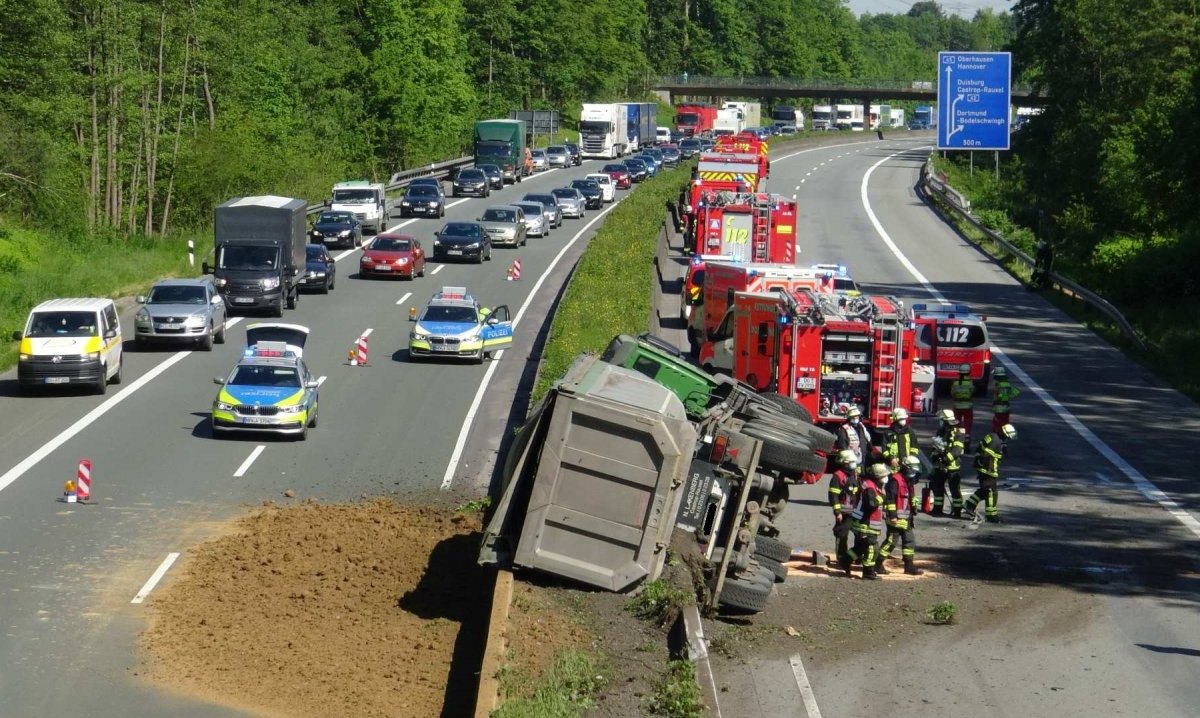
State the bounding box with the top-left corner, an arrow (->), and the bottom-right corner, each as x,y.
689,262 -> 851,359
712,135 -> 770,182
909,302 -> 992,392
685,191 -> 796,260
724,288 -> 919,430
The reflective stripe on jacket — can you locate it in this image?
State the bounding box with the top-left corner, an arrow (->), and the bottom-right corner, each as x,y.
951,379 -> 974,409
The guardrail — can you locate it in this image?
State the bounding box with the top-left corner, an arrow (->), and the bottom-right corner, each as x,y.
920,158 -> 1148,352
304,154 -> 474,217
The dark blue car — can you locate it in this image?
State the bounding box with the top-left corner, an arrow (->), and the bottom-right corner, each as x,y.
299,243 -> 336,293
310,211 -> 363,249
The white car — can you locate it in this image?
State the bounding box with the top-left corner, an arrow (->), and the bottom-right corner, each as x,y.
585,173 -> 616,203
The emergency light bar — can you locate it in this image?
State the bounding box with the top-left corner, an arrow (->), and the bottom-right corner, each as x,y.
245,340 -> 293,358
436,286 -> 469,301
911,302 -> 971,315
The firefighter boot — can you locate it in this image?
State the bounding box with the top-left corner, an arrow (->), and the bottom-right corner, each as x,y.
903,556 -> 924,576
951,507 -> 963,519
862,566 -> 880,581
874,555 -> 891,575
839,556 -> 852,575
930,506 -> 945,517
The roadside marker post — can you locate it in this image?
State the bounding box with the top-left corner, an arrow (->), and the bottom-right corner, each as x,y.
349,335 -> 369,366
506,258 -> 522,281
76,459 -> 92,501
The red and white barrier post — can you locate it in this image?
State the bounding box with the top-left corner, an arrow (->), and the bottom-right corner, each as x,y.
77,459 -> 92,501
355,334 -> 369,366
506,258 -> 522,281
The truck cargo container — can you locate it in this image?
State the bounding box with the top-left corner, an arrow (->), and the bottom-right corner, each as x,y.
579,103 -> 629,159
620,102 -> 657,153
674,103 -> 718,137
474,119 -> 529,183
206,196 -> 308,316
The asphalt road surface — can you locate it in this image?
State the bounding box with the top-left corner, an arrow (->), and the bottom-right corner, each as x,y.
0,158 -> 629,716
714,136 -> 1200,717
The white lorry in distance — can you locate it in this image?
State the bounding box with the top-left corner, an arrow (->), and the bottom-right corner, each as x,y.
579,104 -> 630,159
330,180 -> 387,233
722,101 -> 761,131
836,104 -> 864,131
713,108 -> 743,136
811,104 -> 834,131
890,108 -> 905,128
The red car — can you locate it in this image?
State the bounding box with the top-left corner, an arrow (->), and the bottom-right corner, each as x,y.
601,163 -> 633,189
359,233 -> 426,280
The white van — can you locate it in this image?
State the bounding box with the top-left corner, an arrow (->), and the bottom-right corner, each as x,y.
13,298 -> 124,395
655,126 -> 671,145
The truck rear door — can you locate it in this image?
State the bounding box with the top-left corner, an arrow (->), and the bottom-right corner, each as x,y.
720,211 -> 753,262
732,292 -> 781,391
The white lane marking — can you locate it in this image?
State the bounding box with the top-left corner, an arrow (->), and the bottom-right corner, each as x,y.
446,198 -> 470,209
383,217 -> 419,233
224,317 -> 244,331
361,327 -> 374,338
440,197 -> 626,490
130,552 -> 180,604
333,248 -> 356,262
800,179 -> 806,184
861,148 -> 1200,541
789,654 -> 823,718
795,185 -> 801,190
316,375 -> 327,387
431,264 -> 445,275
1095,472 -> 1113,485
805,172 -> 812,177
396,291 -> 412,306
0,350 -> 194,495
233,445 -> 266,477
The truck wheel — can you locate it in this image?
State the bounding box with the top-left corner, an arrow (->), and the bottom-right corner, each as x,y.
753,534 -> 793,563
717,574 -> 771,614
757,555 -> 789,583
286,289 -> 297,310
742,407 -> 836,452
753,392 -> 815,424
738,424 -> 815,475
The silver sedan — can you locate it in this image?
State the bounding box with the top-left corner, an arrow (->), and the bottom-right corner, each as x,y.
134,278 -> 227,350
545,146 -> 571,168
550,188 -> 587,218
530,150 -> 549,172
513,201 -> 551,237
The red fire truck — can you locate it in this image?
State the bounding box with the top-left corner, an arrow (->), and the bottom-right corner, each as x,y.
909,302 -> 992,392
690,262 -> 837,360
712,135 -> 770,182
686,192 -> 796,260
675,103 -> 718,137
725,289 -> 918,430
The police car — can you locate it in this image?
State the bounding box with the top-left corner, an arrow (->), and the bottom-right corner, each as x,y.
408,287 -> 513,363
809,263 -> 861,295
211,323 -> 320,439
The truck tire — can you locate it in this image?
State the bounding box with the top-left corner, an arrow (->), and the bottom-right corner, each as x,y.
286,289 -> 297,310
757,555 -> 788,583
743,406 -> 836,452
737,424 -> 813,474
718,574 -> 771,613
711,548 -> 775,588
753,534 -> 793,563
753,391 -> 814,424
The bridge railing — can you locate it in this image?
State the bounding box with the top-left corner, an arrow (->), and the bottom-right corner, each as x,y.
654,75 -> 1040,96
919,158 -> 1147,352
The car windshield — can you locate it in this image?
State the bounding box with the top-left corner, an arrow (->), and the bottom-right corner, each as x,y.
524,195 -> 554,206
422,306 -> 478,323
572,180 -> 598,190
306,246 -> 327,260
662,148 -> 680,157
317,212 -> 353,224
588,175 -> 610,184
514,203 -> 543,215
531,150 -> 545,158
547,146 -> 566,154
602,164 -> 626,173
27,311 -> 98,338
626,160 -> 646,168
680,140 -> 699,148
406,186 -> 436,197
458,170 -> 484,181
219,244 -> 278,270
440,223 -> 481,239
918,324 -> 988,348
371,237 -> 411,252
230,365 -> 301,388
332,189 -> 374,203
551,189 -> 576,198
482,208 -> 516,222
148,285 -> 207,304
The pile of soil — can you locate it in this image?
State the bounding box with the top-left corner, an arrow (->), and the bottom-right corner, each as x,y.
140,499 -> 585,718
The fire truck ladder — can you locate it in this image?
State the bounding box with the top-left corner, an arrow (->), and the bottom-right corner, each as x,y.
869,301 -> 906,418
751,196 -> 771,262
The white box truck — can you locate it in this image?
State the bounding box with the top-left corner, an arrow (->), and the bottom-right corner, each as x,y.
579,103 -> 629,159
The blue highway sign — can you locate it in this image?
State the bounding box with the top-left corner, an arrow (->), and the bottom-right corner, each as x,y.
937,52 -> 1011,151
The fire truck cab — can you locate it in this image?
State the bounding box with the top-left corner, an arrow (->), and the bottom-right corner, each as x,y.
681,254 -> 735,322
691,262 -> 842,363
909,302 -> 992,392
712,135 -> 770,180
687,192 -> 797,261
727,289 -> 918,430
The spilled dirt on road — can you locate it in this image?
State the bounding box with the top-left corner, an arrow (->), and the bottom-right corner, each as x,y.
139,498 -> 586,718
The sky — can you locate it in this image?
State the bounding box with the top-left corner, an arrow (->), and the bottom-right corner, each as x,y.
845,0 -> 1014,17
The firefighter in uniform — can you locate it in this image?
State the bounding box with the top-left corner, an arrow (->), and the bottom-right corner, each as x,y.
834,406 -> 871,467
965,423 -> 1017,523
828,449 -> 860,570
878,455 -> 924,575
929,409 -> 967,517
950,364 -> 976,442
881,407 -> 919,467
990,366 -> 1021,434
845,463 -> 886,580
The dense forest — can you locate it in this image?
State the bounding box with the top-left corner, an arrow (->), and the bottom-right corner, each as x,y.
0,0 -> 1008,238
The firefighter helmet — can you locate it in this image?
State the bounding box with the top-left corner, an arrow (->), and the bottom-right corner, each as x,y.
903,455 -> 922,470
890,408 -> 909,422
993,366 -> 1007,379
870,463 -> 889,479
959,363 -> 971,375
939,408 -> 957,424
836,449 -> 858,466
847,406 -> 862,419
1001,424 -> 1018,440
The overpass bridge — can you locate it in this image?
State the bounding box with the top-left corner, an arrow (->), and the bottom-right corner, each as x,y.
652,75 -> 1048,107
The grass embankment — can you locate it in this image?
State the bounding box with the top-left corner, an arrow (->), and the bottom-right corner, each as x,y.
929,157 -> 1200,401
532,165 -> 692,401
0,222 -> 197,369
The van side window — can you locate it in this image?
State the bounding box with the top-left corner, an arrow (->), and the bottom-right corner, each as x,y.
104,305 -> 119,333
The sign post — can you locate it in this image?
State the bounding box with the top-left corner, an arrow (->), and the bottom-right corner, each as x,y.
937,52 -> 1012,152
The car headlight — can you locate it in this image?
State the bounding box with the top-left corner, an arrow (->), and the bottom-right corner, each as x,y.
394,257 -> 407,265
411,325 -> 430,338
278,404 -> 304,414
311,271 -> 326,277
215,401 -> 235,411
428,201 -> 439,208
401,200 -> 411,206
19,353 -> 31,361
339,229 -> 351,237
185,314 -> 207,326
360,255 -> 371,263
433,238 -> 441,246
136,309 -> 150,323
214,277 -> 227,288
83,352 -> 99,360
261,277 -> 280,290
465,242 -> 481,249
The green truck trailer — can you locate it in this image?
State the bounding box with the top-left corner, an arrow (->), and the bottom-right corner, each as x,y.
473,119 -> 528,184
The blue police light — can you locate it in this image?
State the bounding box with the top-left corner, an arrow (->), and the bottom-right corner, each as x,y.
777,311 -> 790,326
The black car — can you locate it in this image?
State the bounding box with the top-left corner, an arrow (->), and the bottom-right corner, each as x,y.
678,138 -> 701,159
660,146 -> 682,168
562,142 -> 583,166
452,168 -> 491,198
477,164 -> 504,190
569,179 -> 603,209
399,184 -> 445,218
623,158 -> 649,182
310,211 -> 363,249
299,243 -> 336,293
432,221 -> 491,264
